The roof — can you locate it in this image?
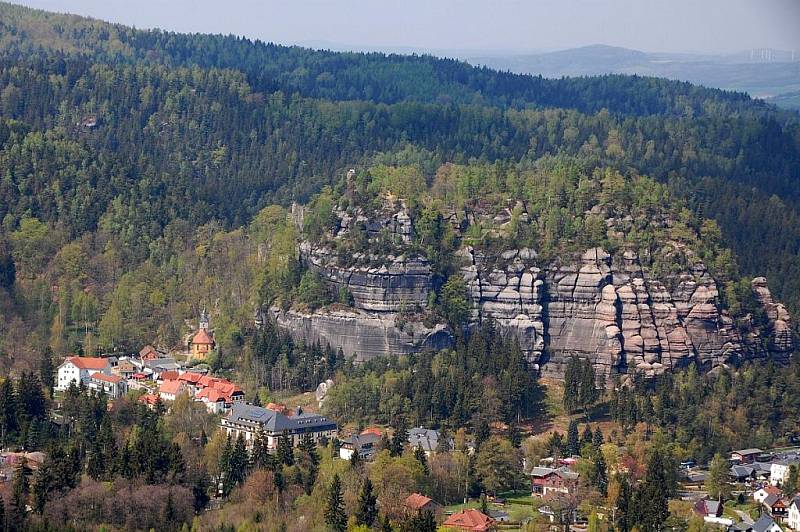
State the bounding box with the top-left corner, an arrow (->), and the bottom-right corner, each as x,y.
733,448 -> 764,456
530,466 -> 579,481
408,427 -> 442,452
758,485 -> 782,496
139,345 -> 160,358
341,433 -> 380,448
159,380 -> 184,396
791,497 -> 800,511
138,393 -> 160,405
443,509 -> 495,531
90,372 -> 123,384
361,427 -> 382,437
192,329 -> 214,345
178,372 -> 203,384
159,370 -> 180,381
405,493 -> 434,510
694,499 -> 722,517
763,494 -> 784,507
65,356 -> 109,370
752,514 -> 779,532
225,402 -> 336,433
197,387 -> 225,403
266,402 -> 288,414
730,465 -> 755,477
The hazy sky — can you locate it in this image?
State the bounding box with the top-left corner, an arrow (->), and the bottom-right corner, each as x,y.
11,0 -> 800,55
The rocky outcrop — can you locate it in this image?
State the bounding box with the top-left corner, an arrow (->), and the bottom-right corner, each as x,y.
270,307 -> 451,361
270,202 -> 794,377
752,277 -> 795,355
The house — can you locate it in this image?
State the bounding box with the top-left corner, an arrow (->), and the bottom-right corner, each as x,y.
731,465 -> 756,483
138,394 -> 161,410
732,449 -> 764,464
787,497 -> 800,531
487,510 -> 509,523
694,498 -> 730,525
139,345 -> 164,361
88,372 -> 128,399
404,493 -> 439,515
408,427 -> 448,456
196,387 -> 227,414
751,514 -> 783,532
158,380 -> 187,402
56,356 -> 111,391
763,494 -> 789,521
771,458 -> 800,487
339,433 -> 381,461
361,427 -> 382,438
221,403 -> 337,449
754,485 -> 783,505
144,358 -> 181,379
113,358 -> 138,379
443,509 -> 495,531
530,467 -> 579,496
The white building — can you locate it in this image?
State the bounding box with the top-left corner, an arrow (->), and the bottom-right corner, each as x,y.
787,498 -> 800,531
88,372 -> 128,399
221,403 -> 337,449
771,458 -> 800,486
56,357 -> 112,391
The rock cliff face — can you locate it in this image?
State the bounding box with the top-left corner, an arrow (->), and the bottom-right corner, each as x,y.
273,202 -> 794,377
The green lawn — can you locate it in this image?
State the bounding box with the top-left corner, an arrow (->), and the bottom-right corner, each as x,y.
442,490 -> 540,531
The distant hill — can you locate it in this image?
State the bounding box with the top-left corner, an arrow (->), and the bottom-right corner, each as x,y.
468,44 -> 800,104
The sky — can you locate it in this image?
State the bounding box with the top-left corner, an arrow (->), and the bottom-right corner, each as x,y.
10,0 -> 800,55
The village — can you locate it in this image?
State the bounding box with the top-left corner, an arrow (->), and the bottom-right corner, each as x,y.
43,312 -> 800,531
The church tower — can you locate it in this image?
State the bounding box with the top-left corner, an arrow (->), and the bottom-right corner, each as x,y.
199,306 -> 210,331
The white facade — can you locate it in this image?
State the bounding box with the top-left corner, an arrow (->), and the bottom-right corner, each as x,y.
56,358 -> 111,391
788,500 -> 800,531
771,461 -> 800,487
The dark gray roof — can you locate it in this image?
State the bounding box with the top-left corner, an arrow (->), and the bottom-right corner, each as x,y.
733,448 -> 764,456
226,403 -> 336,433
752,515 -> 779,532
529,466 -> 578,480
341,433 -> 380,448
408,427 -> 444,452
763,494 -> 781,507
730,465 -> 755,477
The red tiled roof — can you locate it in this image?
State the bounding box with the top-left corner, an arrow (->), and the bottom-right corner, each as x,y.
66,356 -> 109,370
405,493 -> 433,510
159,370 -> 179,381
192,329 -> 214,345
138,393 -> 160,405
159,380 -> 184,396
361,427 -> 383,437
443,509 -> 495,531
197,388 -> 225,403
178,372 -> 203,384
91,372 -> 122,384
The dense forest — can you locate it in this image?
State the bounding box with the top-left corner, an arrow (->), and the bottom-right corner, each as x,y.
0,3 -> 796,530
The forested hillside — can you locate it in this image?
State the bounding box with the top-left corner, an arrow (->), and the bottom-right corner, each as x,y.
0,1 -> 797,373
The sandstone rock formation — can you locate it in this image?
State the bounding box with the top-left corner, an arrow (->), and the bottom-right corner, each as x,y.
270,204 -> 794,378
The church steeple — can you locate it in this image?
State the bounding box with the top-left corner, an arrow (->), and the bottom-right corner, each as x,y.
199,306 -> 209,331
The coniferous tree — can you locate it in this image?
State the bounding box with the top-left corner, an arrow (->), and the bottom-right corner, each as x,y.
9,458 -> 29,531
414,444 -> 429,475
251,429 -> 273,470
0,378 -> 17,445
355,477 -> 378,527
39,347 -> 55,397
581,424 -> 593,448
325,473 -> 347,532
277,430 -> 294,466
566,420 -> 580,456
389,417 -> 408,457
563,357 -> 580,414
592,426 -> 604,448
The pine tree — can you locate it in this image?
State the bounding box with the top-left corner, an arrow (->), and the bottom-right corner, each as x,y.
0,378 -> 17,445
579,358 -> 597,415
325,473 -> 347,532
39,347 -> 55,397
581,424 -> 593,448
566,419 -> 579,456
615,475 -> 633,532
389,417 -> 408,457
276,430 -> 294,466
414,444 -> 429,475
9,457 -> 29,531
592,426 -> 604,448
349,445 -> 362,469
251,429 -> 273,470
563,357 -> 579,414
355,478 -> 378,527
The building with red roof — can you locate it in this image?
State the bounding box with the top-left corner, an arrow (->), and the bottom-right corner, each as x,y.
159,380 -> 187,402
89,372 -> 127,399
190,328 -> 215,359
56,356 -> 112,391
404,493 -> 440,516
443,509 -> 495,531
